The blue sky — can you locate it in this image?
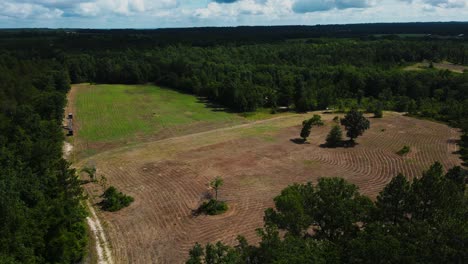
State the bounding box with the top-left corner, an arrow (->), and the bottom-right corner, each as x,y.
0,0 -> 467,28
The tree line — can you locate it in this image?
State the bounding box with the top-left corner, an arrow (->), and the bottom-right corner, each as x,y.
0,53 -> 87,263
60,39 -> 467,123
60,36 -> 468,164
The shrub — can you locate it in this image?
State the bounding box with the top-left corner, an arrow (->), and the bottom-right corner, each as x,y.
100,186 -> 134,212
397,146 -> 411,156
197,199 -> 228,215
373,105 -> 383,118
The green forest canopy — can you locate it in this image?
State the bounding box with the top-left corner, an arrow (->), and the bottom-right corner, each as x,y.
0,23 -> 467,263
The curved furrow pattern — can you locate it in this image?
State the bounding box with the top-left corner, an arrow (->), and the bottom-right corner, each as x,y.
82,113 -> 462,263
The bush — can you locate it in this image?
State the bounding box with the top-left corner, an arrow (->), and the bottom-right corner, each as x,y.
373,108 -> 383,118
100,186 -> 134,212
326,125 -> 343,147
397,145 -> 411,156
197,199 -> 228,215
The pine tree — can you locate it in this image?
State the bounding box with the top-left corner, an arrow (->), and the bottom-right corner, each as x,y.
326,125 -> 343,147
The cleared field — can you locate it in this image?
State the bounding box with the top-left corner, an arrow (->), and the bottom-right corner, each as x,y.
404,61 -> 468,73
78,111 -> 462,263
69,84 -> 246,158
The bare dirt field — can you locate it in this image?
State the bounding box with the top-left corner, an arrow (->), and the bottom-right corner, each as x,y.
78,111 -> 461,264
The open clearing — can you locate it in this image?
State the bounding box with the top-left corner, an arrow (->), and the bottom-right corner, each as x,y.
69,84 -> 462,264
70,84 -> 253,159
404,61 -> 468,73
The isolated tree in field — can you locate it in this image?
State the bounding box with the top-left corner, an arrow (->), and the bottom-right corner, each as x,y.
300,115 -> 324,142
300,119 -> 313,142
340,109 -> 370,142
210,176 -> 224,201
198,177 -> 228,215
326,125 -> 343,147
373,102 -> 383,118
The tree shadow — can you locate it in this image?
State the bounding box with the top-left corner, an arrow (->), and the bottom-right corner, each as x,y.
447,138 -> 461,145
190,191 -> 214,217
290,138 -> 308,144
196,97 -> 240,113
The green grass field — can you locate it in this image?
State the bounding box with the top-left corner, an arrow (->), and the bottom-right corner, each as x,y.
75,84 -> 244,143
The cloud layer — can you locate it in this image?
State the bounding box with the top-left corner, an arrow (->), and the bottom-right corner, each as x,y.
0,0 -> 467,28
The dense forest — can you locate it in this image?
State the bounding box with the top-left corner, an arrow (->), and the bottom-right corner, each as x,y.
0,55 -> 87,263
0,23 -> 467,263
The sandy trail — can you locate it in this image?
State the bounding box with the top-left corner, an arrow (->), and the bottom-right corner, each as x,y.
87,202 -> 114,264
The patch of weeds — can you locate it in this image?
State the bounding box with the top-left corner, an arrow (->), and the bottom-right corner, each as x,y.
196,199 -> 228,215
303,160 -> 319,166
261,135 -> 276,142
397,145 -> 411,156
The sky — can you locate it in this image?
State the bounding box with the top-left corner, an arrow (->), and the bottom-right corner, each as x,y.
0,0 -> 467,28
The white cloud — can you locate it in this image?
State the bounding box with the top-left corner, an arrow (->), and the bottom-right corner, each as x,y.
0,1 -> 63,19
400,0 -> 466,8
292,0 -> 375,13
72,0 -> 179,16
194,0 -> 293,20
0,0 -> 467,28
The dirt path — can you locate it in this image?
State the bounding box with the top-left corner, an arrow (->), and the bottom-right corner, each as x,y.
87,202 -> 114,264
64,85 -> 113,264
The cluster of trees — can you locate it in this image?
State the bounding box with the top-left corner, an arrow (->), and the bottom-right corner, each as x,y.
187,162 -> 467,264
300,110 -> 370,147
0,53 -> 87,263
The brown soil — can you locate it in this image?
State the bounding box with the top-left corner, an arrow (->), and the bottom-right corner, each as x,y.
81,112 -> 462,264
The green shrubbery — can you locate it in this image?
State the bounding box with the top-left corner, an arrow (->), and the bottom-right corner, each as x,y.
196,176 -> 229,215
397,145 -> 411,156
197,199 -> 228,215
100,186 -> 134,212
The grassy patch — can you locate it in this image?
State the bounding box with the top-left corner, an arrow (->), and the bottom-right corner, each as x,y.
239,108 -> 289,121
303,160 -> 319,167
75,84 -> 243,143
